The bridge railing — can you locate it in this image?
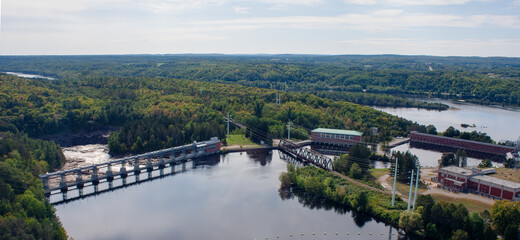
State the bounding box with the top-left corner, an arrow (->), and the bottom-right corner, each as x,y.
41,138 -> 220,194
278,139 -> 334,170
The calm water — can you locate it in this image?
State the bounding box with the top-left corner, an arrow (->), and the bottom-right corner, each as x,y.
374,99 -> 516,166
374,99 -> 520,142
54,151 -> 401,240
390,143 -> 503,168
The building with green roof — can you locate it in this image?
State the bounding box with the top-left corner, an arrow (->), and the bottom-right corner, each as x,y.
310,128 -> 363,146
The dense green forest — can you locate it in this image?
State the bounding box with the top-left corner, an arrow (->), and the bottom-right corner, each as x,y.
0,132 -> 67,239
0,73 -> 419,155
2,55 -> 520,107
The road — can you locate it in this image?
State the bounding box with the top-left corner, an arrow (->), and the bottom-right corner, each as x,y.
377,173 -> 408,202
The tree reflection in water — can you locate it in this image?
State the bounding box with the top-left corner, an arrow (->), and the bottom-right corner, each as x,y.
246,150 -> 273,166
278,187 -> 373,227
280,186 -> 415,240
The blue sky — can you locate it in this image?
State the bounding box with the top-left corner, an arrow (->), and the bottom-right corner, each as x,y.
1,0 -> 519,56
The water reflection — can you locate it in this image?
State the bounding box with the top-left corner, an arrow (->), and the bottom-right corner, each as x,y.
391,143 -> 503,168
245,150 -> 273,166
279,187 -> 380,228
55,151 -> 405,240
374,98 -> 520,141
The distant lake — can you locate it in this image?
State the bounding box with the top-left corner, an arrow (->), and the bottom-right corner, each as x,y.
374,98 -> 520,142
4,71 -> 56,80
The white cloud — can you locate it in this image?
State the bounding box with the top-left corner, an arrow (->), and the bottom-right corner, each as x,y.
140,0 -> 227,13
344,0 -> 473,5
3,0 -> 132,18
257,0 -> 323,5
343,0 -> 377,5
233,6 -> 251,14
387,0 -> 471,5
193,11 -> 520,31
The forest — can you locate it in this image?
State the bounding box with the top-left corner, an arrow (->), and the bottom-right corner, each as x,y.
2,55 -> 520,108
0,72 -> 420,155
0,132 -> 67,239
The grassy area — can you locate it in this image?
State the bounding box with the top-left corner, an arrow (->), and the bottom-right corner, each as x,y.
489,168 -> 520,183
368,168 -> 389,179
429,193 -> 492,212
224,134 -> 257,146
387,177 -> 428,196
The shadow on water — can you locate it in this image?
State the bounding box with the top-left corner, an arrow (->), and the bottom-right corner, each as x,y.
50,155 -> 221,205
279,187 -> 416,240
278,187 -> 374,228
245,150 -> 273,166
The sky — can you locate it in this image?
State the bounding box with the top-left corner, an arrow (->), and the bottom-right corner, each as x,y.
0,0 -> 519,56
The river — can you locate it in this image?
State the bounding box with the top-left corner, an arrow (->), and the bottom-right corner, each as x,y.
54,150 -> 402,240
373,99 -> 518,167
4,71 -> 57,80
374,98 -> 520,142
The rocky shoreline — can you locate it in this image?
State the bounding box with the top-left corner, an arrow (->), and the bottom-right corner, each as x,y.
39,126 -> 119,147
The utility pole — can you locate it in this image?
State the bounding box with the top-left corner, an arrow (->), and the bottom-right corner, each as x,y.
407,169 -> 414,211
227,112 -> 230,138
391,155 -> 398,207
287,120 -> 291,140
413,163 -> 420,210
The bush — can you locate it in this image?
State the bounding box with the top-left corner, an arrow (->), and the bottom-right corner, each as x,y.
279,172 -> 292,188
399,211 -> 423,232
504,224 -> 519,240
349,163 -> 362,179
351,191 -> 369,212
451,229 -> 469,240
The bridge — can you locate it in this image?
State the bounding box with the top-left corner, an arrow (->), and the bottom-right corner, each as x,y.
40,137 -> 221,195
277,139 -> 334,170
226,116 -> 334,170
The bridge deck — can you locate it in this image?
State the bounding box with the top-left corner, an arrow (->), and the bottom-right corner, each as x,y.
41,138 -> 220,194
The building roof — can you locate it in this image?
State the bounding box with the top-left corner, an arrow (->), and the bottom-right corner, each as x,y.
471,175 -> 520,189
410,131 -> 516,150
440,166 -> 476,177
311,128 -> 363,136
444,177 -> 466,186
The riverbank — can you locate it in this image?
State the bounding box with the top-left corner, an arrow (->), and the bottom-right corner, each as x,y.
281,165 -> 499,239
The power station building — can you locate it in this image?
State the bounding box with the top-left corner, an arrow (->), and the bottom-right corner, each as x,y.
310,128 -> 362,146
438,166 -> 520,201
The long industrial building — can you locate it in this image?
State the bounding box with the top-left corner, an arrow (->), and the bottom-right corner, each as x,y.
410,131 -> 516,159
438,166 -> 520,201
